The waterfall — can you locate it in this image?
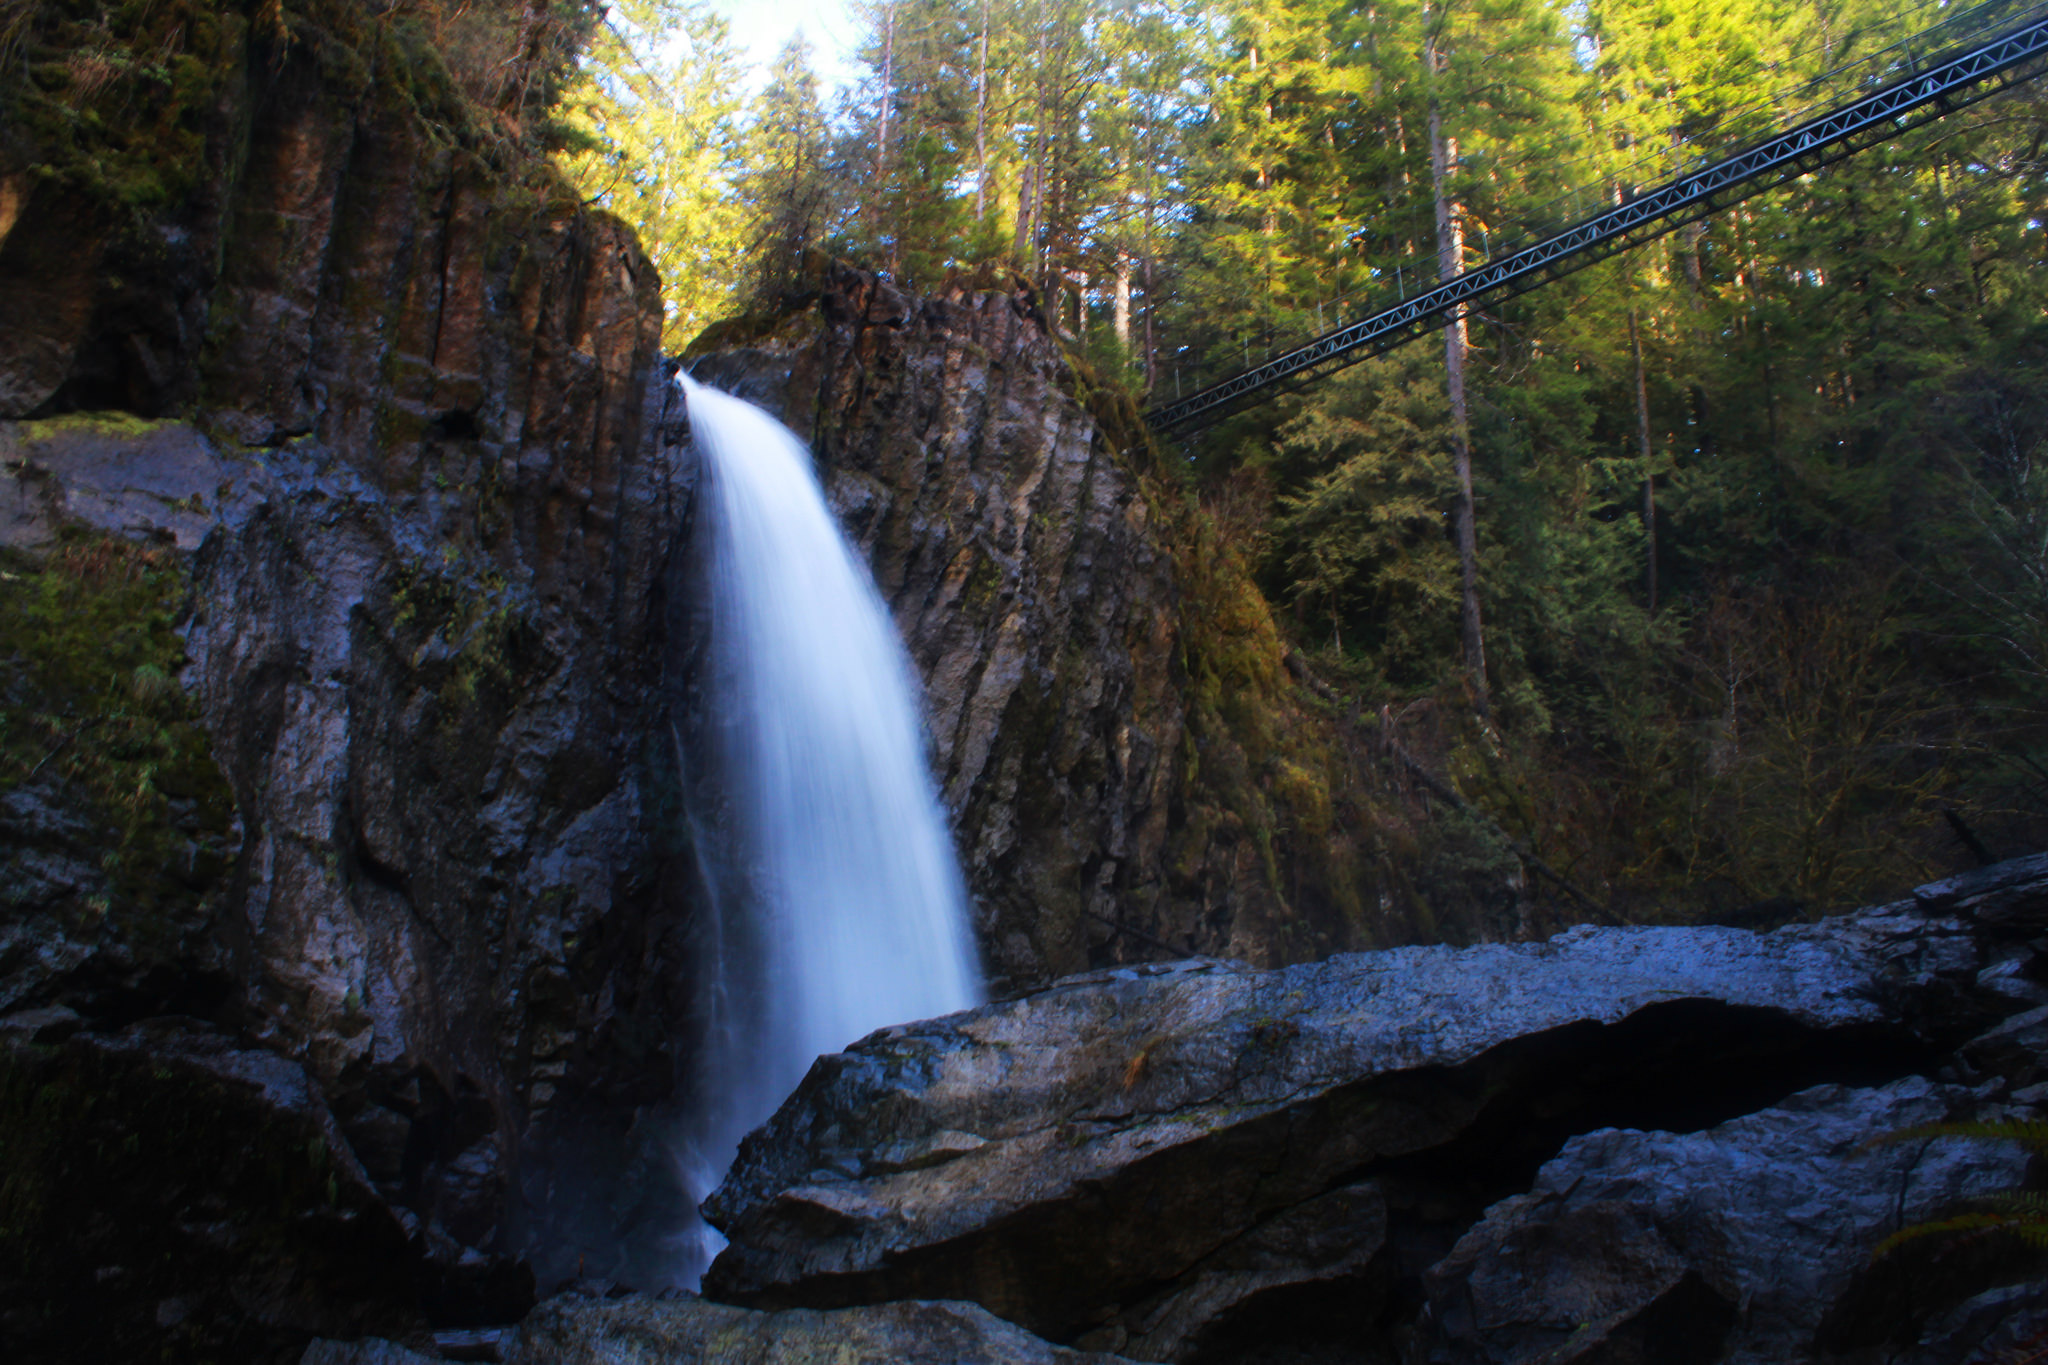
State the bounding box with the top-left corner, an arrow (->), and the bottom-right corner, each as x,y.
670,374 -> 984,1285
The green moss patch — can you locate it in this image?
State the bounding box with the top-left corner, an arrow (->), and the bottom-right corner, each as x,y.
387,556 -> 539,721
18,410 -> 173,442
4,0 -> 241,216
0,529 -> 235,941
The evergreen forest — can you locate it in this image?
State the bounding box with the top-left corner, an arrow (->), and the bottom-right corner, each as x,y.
564,0 -> 2048,923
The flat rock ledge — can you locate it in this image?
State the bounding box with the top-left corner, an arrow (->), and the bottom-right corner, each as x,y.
697,855 -> 2048,1363
304,1294 -> 1138,1364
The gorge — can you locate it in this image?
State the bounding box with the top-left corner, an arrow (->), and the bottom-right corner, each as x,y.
2,2 -> 2045,1362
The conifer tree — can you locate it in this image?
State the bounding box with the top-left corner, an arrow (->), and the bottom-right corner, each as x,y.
742,38 -> 843,298
556,0 -> 749,348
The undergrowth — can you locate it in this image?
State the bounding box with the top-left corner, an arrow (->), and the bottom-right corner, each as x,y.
0,528 -> 235,929
0,0 -> 597,232
1062,346 -> 1520,952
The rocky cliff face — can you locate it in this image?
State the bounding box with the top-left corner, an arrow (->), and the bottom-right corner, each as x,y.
685,271 -> 1530,995
687,276 -> 1184,993
2,5 -> 696,1353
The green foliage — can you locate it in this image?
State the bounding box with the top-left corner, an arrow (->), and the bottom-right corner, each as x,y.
1,0 -> 241,216
0,530 -> 236,925
742,37 -> 842,302
1,0 -> 601,223
554,0 -> 752,347
1871,1120 -> 2048,1262
1105,0 -> 2048,920
1128,448 -> 1510,948
1269,354 -> 1461,683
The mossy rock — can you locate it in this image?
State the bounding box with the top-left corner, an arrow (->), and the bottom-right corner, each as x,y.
0,1031 -> 422,1362
0,529 -> 237,990
1,0 -> 242,218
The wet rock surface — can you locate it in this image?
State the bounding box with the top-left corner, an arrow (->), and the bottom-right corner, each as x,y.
703,865 -> 2048,1363
504,1292 -> 1139,1364
688,273 -> 1185,992
1,6 -> 693,1352
305,1292 -> 1139,1364
1422,1078 -> 2028,1365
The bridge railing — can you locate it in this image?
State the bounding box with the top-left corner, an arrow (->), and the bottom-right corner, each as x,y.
1152,0 -> 2047,430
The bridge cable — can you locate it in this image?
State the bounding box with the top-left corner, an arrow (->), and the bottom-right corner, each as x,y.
1145,4 -> 2048,434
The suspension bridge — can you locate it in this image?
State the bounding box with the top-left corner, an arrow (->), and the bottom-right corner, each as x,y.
1146,1 -> 2048,434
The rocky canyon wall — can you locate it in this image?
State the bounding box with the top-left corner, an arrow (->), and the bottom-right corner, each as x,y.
2,4 -> 700,1352
4,5 -> 1567,1357
687,275 -> 1185,992
687,270 -> 1532,995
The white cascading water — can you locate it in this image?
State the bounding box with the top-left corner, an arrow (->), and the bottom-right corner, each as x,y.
670,374 -> 983,1285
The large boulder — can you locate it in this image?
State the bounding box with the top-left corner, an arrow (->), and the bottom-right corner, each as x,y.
701,897 -> 2013,1358
503,1292 -> 1140,1365
302,1292 -> 1142,1365
1420,1077 -> 2030,1365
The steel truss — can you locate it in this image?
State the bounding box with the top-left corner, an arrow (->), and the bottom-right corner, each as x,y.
1147,6 -> 2048,434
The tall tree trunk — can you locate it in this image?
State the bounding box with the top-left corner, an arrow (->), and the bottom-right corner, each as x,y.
876,1 -> 896,261
1629,306 -> 1658,616
1736,207 -> 1780,458
1679,219 -> 1704,292
876,4 -> 895,179
1140,97 -> 1157,387
1019,22 -> 1048,278
1142,252 -> 1157,388
975,0 -> 989,222
1015,163 -> 1037,268
1679,221 -> 1711,456
1114,249 -> 1132,351
1427,30 -> 1487,714
1043,139 -> 1062,285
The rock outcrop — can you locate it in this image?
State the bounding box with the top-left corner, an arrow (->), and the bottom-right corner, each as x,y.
502,1292 -> 1138,1365
685,272 -> 1540,992
0,1012 -> 422,1360
2,2 -> 695,1350
308,1292 -> 1143,1365
1422,1078 -> 2027,1365
702,855 -> 2048,1364
687,277 -> 1185,991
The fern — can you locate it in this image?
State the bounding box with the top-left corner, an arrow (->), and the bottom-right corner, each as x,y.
1880,1120 -> 2048,1154
1872,1121 -> 2048,1262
